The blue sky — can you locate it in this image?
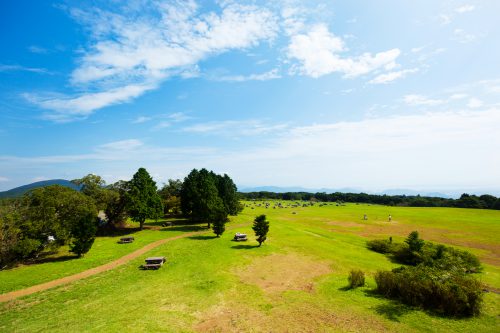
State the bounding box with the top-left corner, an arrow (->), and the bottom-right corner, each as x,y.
1,0 -> 499,194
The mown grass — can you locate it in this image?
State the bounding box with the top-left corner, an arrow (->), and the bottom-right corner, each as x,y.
0,202 -> 499,332
0,221 -> 205,294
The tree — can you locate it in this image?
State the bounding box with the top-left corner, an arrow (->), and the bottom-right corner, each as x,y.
214,173 -> 243,215
405,231 -> 424,253
181,169 -> 226,229
72,174 -> 107,210
125,168 -> 163,230
158,179 -> 183,216
69,211 -> 98,257
252,214 -> 269,247
104,181 -> 129,228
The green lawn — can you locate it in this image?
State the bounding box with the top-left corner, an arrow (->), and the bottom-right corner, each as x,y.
0,202 -> 499,332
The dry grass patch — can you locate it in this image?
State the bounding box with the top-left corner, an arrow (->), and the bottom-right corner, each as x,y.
194,299 -> 389,333
234,253 -> 332,294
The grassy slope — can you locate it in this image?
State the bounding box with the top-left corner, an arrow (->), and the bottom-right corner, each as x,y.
0,224 -> 203,294
0,202 -> 499,332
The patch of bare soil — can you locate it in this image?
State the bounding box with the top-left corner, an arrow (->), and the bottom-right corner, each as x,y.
235,253 -> 332,294
194,300 -> 389,333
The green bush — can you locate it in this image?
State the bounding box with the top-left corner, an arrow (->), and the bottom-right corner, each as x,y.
348,269 -> 365,289
366,239 -> 393,253
374,266 -> 483,317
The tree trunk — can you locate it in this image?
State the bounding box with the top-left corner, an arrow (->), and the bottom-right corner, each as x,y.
140,219 -> 145,230
207,222 -> 211,229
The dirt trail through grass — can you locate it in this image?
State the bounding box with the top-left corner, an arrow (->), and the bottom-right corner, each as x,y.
0,223 -> 246,303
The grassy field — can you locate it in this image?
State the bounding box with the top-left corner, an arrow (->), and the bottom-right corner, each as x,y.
0,202 -> 499,332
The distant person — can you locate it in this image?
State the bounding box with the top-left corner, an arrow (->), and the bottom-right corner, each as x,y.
388,214 -> 392,222
363,214 -> 368,220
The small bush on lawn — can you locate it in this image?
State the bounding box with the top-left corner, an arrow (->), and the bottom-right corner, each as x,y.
348,270 -> 365,289
374,266 -> 483,317
366,239 -> 393,253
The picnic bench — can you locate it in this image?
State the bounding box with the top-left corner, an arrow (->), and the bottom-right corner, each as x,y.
118,236 -> 134,244
233,233 -> 247,242
142,256 -> 166,270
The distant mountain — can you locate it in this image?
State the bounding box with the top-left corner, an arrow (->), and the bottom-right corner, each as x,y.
0,179 -> 80,199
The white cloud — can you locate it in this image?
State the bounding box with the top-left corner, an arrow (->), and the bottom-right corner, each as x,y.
28,45 -> 48,54
181,120 -> 288,136
287,24 -> 400,78
214,69 -> 281,82
369,68 -> 418,84
97,139 -> 144,151
403,94 -> 445,106
25,83 -> 156,122
456,5 -> 475,13
467,98 -> 483,108
133,116 -> 152,124
27,1 -> 278,121
438,14 -> 452,25
453,29 -> 476,43
0,176 -> 9,182
0,64 -> 50,74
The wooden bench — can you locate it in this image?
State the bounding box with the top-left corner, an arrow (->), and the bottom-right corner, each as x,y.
142,256 -> 166,270
233,233 -> 248,242
119,237 -> 135,244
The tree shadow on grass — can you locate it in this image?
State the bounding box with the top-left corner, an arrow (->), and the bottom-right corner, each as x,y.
97,227 -> 141,237
161,225 -> 206,233
189,235 -> 218,240
231,244 -> 259,250
363,289 -> 413,322
26,254 -> 79,265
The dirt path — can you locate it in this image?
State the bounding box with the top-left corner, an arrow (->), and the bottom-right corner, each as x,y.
0,224 -> 247,303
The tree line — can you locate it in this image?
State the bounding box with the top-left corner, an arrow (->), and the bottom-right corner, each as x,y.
239,191 -> 500,210
0,167 -> 241,268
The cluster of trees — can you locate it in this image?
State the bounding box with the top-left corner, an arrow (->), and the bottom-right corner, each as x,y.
240,191 -> 500,210
368,232 -> 483,317
181,168 -> 242,236
0,167 -> 244,267
0,185 -> 98,267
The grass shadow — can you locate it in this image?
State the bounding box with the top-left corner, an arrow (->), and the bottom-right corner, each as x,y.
26,254 -> 79,265
231,244 -> 259,250
161,225 -> 206,233
374,302 -> 413,322
97,227 -> 141,237
189,235 -> 218,240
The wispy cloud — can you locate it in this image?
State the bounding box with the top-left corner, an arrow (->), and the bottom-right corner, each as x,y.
455,5 -> 475,13
453,29 -> 476,43
0,64 -> 51,74
0,176 -> 9,182
28,45 -> 48,54
403,94 -> 445,106
27,1 -> 278,121
181,120 -> 288,136
286,24 -> 400,78
214,69 -> 281,82
369,68 -> 418,84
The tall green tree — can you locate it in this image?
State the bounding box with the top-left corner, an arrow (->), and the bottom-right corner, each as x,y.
125,168 -> 163,230
69,211 -> 98,257
252,214 -> 270,247
72,174 -> 108,210
214,173 -> 243,215
181,169 -> 230,230
405,231 -> 424,253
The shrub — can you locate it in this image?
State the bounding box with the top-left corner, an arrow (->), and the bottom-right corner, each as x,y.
348,270 -> 365,289
374,266 -> 483,317
367,239 -> 393,253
